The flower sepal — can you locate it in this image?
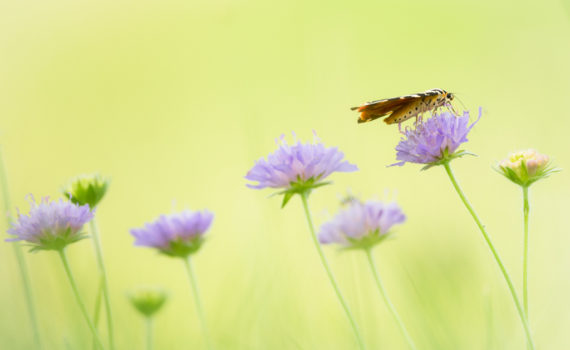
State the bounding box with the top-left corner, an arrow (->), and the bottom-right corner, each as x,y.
161,236 -> 205,258
343,229 -> 393,251
274,177 -> 332,208
26,228 -> 89,253
420,149 -> 477,171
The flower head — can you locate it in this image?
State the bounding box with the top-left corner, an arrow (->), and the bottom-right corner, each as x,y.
318,200 -> 406,249
392,110 -> 481,168
63,173 -> 109,208
130,210 -> 213,258
245,132 -> 357,206
128,287 -> 168,318
497,149 -> 559,187
6,196 -> 94,251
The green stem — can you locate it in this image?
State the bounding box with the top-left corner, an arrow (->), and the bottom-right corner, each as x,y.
92,276 -> 104,350
58,249 -> 106,350
146,317 -> 153,350
183,257 -> 213,350
443,162 -> 534,349
365,249 -> 416,350
300,192 -> 366,350
522,186 -> 530,319
89,219 -> 116,350
0,145 -> 43,350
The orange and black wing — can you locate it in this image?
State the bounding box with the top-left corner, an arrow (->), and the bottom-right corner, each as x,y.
352,94 -> 421,123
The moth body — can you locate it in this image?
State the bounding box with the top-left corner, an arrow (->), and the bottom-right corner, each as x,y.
353,88 -> 454,125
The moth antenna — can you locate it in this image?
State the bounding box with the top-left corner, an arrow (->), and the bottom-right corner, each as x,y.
454,94 -> 468,112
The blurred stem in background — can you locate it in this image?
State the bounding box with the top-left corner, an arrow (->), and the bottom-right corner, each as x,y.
365,249 -> 416,350
89,219 -> 116,350
146,317 -> 153,350
522,186 -> 530,319
0,145 -> 43,350
58,249 -> 106,350
443,162 -> 535,350
92,276 -> 104,350
183,257 -> 213,350
300,192 -> 366,350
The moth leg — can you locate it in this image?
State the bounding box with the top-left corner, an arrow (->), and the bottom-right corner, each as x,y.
447,103 -> 459,116
398,122 -> 405,134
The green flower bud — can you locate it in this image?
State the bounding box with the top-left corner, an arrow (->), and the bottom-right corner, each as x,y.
128,288 -> 168,318
63,174 -> 109,208
497,149 -> 559,187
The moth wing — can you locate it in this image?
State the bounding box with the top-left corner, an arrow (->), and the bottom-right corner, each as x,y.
353,95 -> 420,123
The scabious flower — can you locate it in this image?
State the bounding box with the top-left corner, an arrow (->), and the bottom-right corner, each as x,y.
319,200 -> 406,249
129,287 -> 168,318
6,196 -> 93,251
245,132 -> 357,206
130,210 -> 213,258
63,173 -> 109,208
497,149 -> 559,187
391,110 -> 480,168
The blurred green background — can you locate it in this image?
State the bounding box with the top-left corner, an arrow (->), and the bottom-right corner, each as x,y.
1,0 -> 569,349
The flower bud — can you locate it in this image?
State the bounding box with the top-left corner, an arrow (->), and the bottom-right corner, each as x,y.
497,149 -> 558,187
63,174 -> 109,209
129,287 -> 168,318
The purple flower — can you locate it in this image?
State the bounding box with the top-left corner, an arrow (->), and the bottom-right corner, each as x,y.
6,196 -> 94,251
319,200 -> 406,248
246,133 -> 357,206
391,110 -> 481,167
130,210 -> 213,258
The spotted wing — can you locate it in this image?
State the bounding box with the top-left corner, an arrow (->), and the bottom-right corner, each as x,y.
352,94 -> 421,123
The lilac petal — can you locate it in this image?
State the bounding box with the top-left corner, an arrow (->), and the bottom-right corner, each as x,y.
246,132 -> 357,190
130,210 -> 213,251
390,110 -> 480,166
318,200 -> 406,247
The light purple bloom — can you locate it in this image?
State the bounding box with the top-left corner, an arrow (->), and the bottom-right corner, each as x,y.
319,200 -> 406,248
245,133 -> 358,190
6,196 -> 94,251
391,110 -> 481,167
130,210 -> 213,257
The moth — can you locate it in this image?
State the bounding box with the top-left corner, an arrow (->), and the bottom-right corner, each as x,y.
352,88 -> 455,126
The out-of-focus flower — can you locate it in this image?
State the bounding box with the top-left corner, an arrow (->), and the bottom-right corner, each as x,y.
245,132 -> 357,207
6,196 -> 93,251
319,200 -> 406,249
497,149 -> 559,187
130,210 -> 213,258
391,110 -> 480,168
63,174 -> 109,208
128,287 -> 168,318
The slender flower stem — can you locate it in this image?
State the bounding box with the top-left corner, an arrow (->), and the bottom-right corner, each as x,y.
89,219 -> 116,350
365,249 -> 416,350
58,249 -> 106,350
522,186 -> 530,319
92,276 -> 104,350
443,162 -> 534,349
146,317 -> 153,350
0,145 -> 43,350
183,257 -> 213,350
300,192 -> 366,350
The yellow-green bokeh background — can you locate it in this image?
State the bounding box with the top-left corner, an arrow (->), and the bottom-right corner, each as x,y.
1,0 -> 569,349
